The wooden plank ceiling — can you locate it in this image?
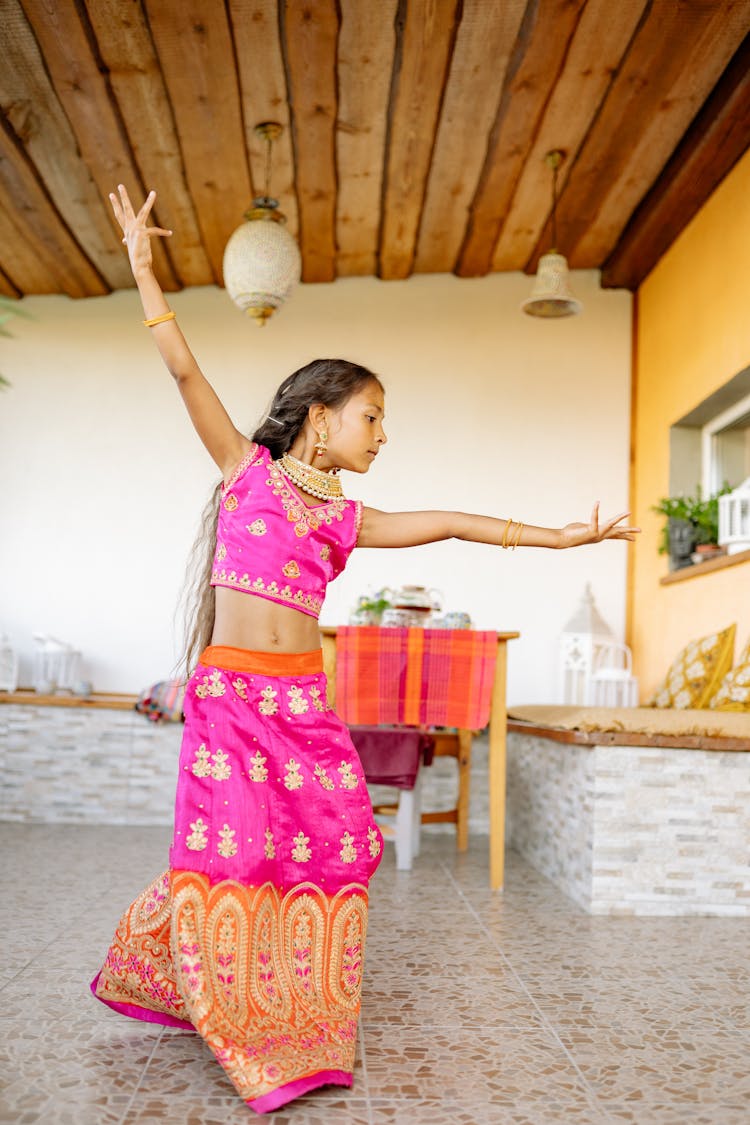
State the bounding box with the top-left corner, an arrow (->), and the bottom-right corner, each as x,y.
1,0 -> 749,300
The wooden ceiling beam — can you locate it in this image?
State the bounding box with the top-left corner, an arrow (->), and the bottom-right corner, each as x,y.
414,0 -> 526,275
19,0 -> 178,291
83,0 -> 213,288
602,32 -> 750,290
229,1 -> 298,241
455,0 -> 586,278
379,0 -> 462,280
144,0 -> 253,284
335,0 -> 398,278
281,0 -> 339,284
528,0 -> 750,272
0,118 -> 107,297
491,0 -> 648,272
0,265 -> 22,299
1,0 -> 135,292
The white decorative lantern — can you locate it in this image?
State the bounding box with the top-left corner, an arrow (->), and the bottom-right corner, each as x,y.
222,121 -> 301,326
522,150 -> 582,320
718,477 -> 750,554
32,634 -> 80,693
223,203 -> 301,326
0,633 -> 19,692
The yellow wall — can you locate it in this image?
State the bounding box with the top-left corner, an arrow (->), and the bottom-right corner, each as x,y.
631,147 -> 750,695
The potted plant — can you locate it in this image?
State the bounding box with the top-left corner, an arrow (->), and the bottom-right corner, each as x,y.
651,483 -> 732,569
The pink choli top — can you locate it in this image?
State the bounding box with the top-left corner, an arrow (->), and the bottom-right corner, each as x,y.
210,443 -> 363,619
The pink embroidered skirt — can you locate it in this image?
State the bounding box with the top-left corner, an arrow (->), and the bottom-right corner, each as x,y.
92,645 -> 384,1114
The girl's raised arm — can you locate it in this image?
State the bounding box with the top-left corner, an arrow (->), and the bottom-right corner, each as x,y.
358,504 -> 640,550
110,185 -> 250,479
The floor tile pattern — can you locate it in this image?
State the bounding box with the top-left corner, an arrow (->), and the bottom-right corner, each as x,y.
2,825 -> 748,1124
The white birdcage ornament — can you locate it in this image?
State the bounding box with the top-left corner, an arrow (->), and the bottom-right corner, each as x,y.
559,584 -> 638,706
0,633 -> 19,692
718,477 -> 750,555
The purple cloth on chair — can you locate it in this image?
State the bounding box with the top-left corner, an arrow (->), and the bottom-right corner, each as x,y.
348,726 -> 435,789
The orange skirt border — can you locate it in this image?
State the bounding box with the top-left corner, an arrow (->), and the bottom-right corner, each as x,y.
199,644 -> 324,678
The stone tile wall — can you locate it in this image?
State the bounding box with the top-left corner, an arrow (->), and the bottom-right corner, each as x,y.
507,731 -> 750,916
0,703 -> 490,838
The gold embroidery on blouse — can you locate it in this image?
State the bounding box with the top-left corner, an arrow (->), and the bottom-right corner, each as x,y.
186,817 -> 209,851
314,764 -> 335,790
287,686 -> 309,715
211,569 -> 323,615
224,493 -> 238,511
217,823 -> 238,858
338,761 -> 359,789
249,750 -> 269,782
195,670 -> 226,699
284,759 -> 304,790
247,519 -> 267,536
368,826 -> 382,858
291,831 -> 312,863
266,462 -> 347,539
282,560 -> 300,578
339,832 -> 357,864
264,827 -> 276,859
258,686 -> 279,716
320,544 -> 332,562
216,543 -> 227,561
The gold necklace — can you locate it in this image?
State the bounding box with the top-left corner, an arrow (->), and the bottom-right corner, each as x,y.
277,452 -> 344,501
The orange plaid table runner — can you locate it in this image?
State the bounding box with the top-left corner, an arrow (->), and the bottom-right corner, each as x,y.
335,627 -> 499,729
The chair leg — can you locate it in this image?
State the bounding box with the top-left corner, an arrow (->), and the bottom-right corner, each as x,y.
394,788 -> 415,870
456,729 -> 472,852
411,769 -> 423,858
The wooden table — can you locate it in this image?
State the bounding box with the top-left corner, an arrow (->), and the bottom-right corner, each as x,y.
320,626 -> 519,891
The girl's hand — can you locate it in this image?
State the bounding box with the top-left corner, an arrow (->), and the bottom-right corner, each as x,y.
558,502 -> 640,548
109,184 -> 172,277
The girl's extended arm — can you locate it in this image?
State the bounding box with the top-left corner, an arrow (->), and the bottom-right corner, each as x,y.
359,504 -> 640,550
109,185 -> 249,479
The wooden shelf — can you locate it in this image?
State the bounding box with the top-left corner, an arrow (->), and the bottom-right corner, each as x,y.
0,690 -> 138,711
660,547 -> 750,585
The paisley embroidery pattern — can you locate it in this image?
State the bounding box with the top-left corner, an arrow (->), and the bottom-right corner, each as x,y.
284,759 -> 303,791
282,559 -> 300,578
314,764 -> 335,790
186,817 -> 209,851
291,832 -> 312,863
249,750 -> 269,782
217,823 -> 238,858
195,670 -> 226,699
338,761 -> 359,789
287,686 -> 309,715
224,493 -> 238,511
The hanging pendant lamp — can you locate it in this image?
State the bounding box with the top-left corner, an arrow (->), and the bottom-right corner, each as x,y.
522,150 -> 582,319
222,122 -> 301,326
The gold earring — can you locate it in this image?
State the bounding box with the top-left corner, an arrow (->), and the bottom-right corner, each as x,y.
314,430 -> 328,457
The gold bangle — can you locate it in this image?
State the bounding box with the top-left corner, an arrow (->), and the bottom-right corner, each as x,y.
511,522 -> 525,550
502,519 -> 514,549
143,310 -> 176,327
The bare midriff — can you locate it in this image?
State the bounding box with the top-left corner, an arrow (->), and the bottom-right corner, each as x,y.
212,586 -> 323,654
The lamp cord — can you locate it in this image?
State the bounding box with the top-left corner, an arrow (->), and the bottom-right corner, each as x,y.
551,161 -> 558,251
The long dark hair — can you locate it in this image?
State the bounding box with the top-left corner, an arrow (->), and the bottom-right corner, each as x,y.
179,358 -> 383,675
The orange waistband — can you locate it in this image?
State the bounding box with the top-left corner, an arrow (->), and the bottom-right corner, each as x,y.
199,645 -> 324,677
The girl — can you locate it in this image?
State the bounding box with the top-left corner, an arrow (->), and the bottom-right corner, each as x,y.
92,186 -> 639,1115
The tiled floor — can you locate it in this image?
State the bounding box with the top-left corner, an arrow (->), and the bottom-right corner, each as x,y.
2,825 -> 749,1124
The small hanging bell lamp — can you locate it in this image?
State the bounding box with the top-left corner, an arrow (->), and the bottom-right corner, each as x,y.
522,150 -> 582,319
222,122 -> 301,326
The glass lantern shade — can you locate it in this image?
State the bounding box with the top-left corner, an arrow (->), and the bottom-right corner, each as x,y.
222,206 -> 301,326
522,252 -> 582,318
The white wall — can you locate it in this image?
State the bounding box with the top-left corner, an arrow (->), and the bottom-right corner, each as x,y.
0,271 -> 632,702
